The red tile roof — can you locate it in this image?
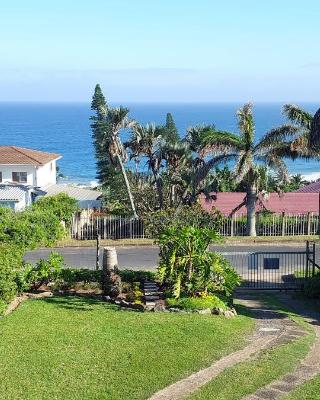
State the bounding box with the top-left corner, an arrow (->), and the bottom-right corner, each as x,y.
295,181 -> 320,193
200,192 -> 320,216
0,146 -> 61,166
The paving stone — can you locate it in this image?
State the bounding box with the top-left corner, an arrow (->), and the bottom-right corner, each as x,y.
270,381 -> 297,392
254,388 -> 284,399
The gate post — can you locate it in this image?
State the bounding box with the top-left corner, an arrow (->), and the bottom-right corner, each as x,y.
305,241 -> 310,279
96,234 -> 101,270
281,212 -> 286,236
307,212 -> 311,236
230,215 -> 234,237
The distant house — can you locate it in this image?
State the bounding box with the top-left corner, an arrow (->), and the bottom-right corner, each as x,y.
199,192 -> 320,216
0,184 -> 34,211
43,184 -> 102,209
294,180 -> 320,193
0,146 -> 102,210
0,146 -> 61,187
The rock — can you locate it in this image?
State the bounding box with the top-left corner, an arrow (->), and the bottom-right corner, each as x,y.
197,308 -> 212,315
153,303 -> 166,312
223,310 -> 235,318
230,307 -> 237,316
27,291 -> 53,299
168,307 -> 181,313
211,307 -> 225,315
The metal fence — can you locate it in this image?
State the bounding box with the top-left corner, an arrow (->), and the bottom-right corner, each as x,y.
221,241 -> 319,289
71,212 -> 320,240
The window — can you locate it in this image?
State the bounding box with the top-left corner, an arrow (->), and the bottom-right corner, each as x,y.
12,172 -> 27,183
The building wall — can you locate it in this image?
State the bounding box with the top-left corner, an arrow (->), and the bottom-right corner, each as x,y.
35,161 -> 57,187
0,161 -> 57,187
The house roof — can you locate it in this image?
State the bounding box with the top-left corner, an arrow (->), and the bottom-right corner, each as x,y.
199,192 -> 320,216
0,185 -> 27,201
0,146 -> 61,166
43,184 -> 102,201
295,180 -> 320,193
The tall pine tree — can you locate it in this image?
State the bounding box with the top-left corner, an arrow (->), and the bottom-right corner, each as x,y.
164,113 -> 180,144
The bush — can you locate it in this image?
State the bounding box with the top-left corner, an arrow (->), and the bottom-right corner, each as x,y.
32,193 -> 78,226
158,226 -> 241,299
144,203 -> 222,238
119,269 -> 156,283
303,272 -> 320,298
60,268 -> 102,284
0,245 -> 24,312
166,295 -> 228,311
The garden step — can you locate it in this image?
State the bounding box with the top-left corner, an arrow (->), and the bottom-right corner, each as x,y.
145,295 -> 160,301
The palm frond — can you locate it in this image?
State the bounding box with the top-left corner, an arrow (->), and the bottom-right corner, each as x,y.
310,108 -> 320,150
283,104 -> 313,129
237,103 -> 254,148
201,131 -> 244,154
255,125 -> 300,152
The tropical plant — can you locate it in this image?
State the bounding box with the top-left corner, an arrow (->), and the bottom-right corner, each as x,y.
202,103 -> 298,236
157,226 -> 240,298
91,85 -> 138,217
127,123 -> 165,209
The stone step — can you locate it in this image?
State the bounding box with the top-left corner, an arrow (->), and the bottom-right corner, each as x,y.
145,295 -> 160,301
144,283 -> 158,289
144,290 -> 161,296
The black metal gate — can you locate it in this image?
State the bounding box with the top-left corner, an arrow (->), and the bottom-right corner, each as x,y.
221,241 -> 318,290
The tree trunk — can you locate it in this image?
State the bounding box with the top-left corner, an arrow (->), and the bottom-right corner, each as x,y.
152,167 -> 164,210
116,154 -> 138,218
246,186 -> 257,236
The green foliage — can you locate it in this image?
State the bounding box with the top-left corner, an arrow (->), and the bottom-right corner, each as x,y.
119,269 -> 156,283
157,226 -> 240,299
32,193 -> 78,225
0,245 -> 23,306
144,203 -> 222,238
303,272 -> 320,298
166,294 -> 228,311
60,268 -> 102,284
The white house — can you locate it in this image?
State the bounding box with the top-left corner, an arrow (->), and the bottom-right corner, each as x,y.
0,146 -> 102,210
0,146 -> 61,187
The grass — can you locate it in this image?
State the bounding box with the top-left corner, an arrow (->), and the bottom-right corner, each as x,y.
0,296 -> 254,400
186,294 -> 315,400
56,235 -> 319,248
283,375 -> 320,399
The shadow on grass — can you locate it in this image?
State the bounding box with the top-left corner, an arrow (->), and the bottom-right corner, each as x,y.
38,295 -> 119,312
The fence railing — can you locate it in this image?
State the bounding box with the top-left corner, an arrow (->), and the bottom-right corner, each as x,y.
71,212 -> 320,240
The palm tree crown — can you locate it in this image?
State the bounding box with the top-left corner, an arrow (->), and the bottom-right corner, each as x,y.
202,103 -> 298,236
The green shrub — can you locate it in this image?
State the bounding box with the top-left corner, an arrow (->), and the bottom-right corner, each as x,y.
0,245 -> 24,311
119,269 -> 156,283
60,268 -> 102,284
32,193 -> 78,226
166,295 -> 228,311
158,226 -> 241,298
303,272 -> 320,298
144,203 -> 222,238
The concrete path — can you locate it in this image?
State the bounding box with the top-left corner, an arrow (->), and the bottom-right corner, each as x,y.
148,294 -> 306,400
242,294 -> 320,400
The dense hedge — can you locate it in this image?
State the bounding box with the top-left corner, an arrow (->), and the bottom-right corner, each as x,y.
0,194 -> 78,314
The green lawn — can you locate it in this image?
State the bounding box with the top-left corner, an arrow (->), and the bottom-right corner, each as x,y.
187,296 -> 314,400
283,375 -> 320,399
0,296 -> 253,400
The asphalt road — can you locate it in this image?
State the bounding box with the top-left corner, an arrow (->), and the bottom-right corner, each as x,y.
24,243 -> 315,271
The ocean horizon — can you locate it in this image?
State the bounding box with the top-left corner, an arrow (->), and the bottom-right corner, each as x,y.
0,101 -> 319,185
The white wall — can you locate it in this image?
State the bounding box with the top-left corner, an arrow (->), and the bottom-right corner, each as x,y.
0,160 -> 57,187
35,161 -> 57,187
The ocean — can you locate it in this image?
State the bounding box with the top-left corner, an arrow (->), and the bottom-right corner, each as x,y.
0,102 -> 319,185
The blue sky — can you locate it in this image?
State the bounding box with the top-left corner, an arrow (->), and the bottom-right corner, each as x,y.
0,0 -> 319,102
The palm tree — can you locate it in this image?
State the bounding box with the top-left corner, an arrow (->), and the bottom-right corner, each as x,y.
128,123 -> 165,209
202,103 -> 298,236
101,106 -> 138,218
282,104 -> 320,155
